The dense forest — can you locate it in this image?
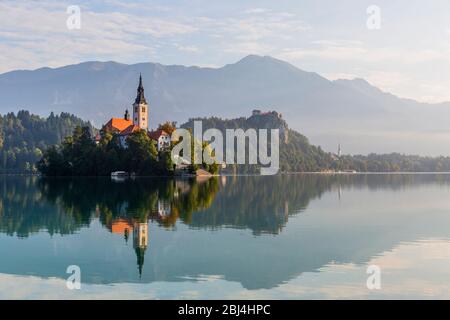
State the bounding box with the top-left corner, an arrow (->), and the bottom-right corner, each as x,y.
37,123 -> 219,176
182,112 -> 334,173
0,110 -> 94,173
339,153 -> 450,172
37,126 -> 173,176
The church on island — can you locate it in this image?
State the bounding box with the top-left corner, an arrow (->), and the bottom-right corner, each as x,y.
100,74 -> 171,151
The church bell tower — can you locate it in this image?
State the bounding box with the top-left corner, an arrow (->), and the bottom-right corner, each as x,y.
132,74 -> 148,130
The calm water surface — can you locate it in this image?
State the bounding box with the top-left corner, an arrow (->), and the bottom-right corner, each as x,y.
1,174 -> 450,299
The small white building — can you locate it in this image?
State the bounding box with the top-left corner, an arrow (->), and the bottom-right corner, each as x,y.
148,129 -> 171,151
157,199 -> 171,217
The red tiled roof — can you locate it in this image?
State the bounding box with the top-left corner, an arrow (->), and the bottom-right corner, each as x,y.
148,129 -> 169,140
111,219 -> 133,234
120,124 -> 140,135
104,118 -> 133,132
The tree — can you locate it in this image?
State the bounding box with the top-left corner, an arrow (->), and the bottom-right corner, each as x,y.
125,130 -> 158,175
157,121 -> 176,135
158,150 -> 174,174
37,146 -> 68,176
0,110 -> 94,173
68,126 -> 97,175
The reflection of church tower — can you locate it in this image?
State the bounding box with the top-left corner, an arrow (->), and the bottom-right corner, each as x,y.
133,222 -> 148,277
132,74 -> 148,130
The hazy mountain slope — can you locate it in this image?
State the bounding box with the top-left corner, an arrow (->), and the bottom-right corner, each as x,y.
1,55 -> 450,155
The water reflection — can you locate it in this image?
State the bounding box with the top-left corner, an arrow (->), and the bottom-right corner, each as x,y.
1,174 -> 450,294
3,174 -> 449,237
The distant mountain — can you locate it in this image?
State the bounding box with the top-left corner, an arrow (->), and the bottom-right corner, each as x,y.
1,55 -> 450,155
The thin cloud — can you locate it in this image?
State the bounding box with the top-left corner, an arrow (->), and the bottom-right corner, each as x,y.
1,0 -> 450,103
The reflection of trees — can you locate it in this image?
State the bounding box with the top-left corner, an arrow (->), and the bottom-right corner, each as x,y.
38,177 -> 220,231
188,175 -> 329,234
160,178 -> 220,227
185,174 -> 450,234
0,176 -> 220,238
2,174 -> 450,238
0,176 -> 84,237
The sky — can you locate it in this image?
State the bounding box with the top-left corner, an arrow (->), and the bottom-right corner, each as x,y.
1,0 -> 450,103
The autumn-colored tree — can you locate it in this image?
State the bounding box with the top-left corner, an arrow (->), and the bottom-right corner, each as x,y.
157,121 -> 176,135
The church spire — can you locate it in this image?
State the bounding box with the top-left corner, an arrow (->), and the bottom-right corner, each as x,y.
135,247 -> 146,278
135,73 -> 147,104
133,221 -> 148,279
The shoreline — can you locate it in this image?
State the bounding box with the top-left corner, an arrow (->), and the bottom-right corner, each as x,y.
5,171 -> 450,177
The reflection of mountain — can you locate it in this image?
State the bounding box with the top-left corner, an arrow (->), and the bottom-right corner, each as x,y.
2,174 -> 450,289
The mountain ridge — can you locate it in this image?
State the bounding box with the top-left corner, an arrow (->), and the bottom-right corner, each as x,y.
1,55 -> 450,155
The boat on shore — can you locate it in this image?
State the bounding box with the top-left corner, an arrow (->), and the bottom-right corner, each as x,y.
111,171 -> 129,177
338,170 -> 358,174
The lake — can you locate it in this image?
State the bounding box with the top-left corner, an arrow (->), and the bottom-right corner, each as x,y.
1,174 -> 450,299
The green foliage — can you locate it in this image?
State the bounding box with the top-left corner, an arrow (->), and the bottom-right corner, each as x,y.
125,130 -> 158,175
182,115 -> 450,173
9,110 -> 450,175
38,126 -> 172,176
182,115 -> 335,173
0,110 -> 94,173
279,129 -> 334,172
338,153 -> 450,172
158,150 -> 175,174
37,145 -> 68,176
